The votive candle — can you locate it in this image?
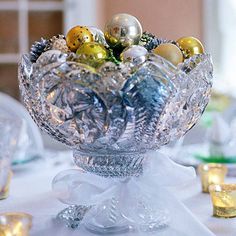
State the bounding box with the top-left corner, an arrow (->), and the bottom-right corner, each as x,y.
0,212 -> 32,236
209,184 -> 236,218
198,163 -> 227,193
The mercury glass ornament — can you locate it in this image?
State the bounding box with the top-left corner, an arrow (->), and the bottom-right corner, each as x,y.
120,45 -> 148,67
19,33 -> 213,234
105,13 -> 142,48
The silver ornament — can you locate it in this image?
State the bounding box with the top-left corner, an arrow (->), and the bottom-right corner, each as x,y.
120,45 -> 148,66
105,13 -> 143,48
88,26 -> 108,46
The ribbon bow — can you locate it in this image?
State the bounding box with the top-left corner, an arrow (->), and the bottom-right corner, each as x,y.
53,151 -> 195,227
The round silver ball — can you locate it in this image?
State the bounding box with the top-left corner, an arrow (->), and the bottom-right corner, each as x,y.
105,13 -> 143,48
120,45 -> 148,66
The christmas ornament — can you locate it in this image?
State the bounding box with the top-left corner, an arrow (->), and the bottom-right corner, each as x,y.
76,42 -> 108,67
104,13 -> 142,48
88,26 -> 108,46
177,36 -> 204,59
30,38 -> 49,63
66,26 -> 93,52
139,32 -> 159,51
153,43 -> 184,66
138,32 -> 175,51
120,45 -> 148,66
45,35 -> 69,53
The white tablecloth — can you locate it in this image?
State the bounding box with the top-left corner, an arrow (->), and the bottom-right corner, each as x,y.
1,150 -> 236,236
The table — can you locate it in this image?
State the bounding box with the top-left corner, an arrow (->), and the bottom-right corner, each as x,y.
1,150 -> 236,236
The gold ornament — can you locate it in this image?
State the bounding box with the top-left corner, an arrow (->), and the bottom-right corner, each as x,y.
66,26 -> 93,52
104,13 -> 142,48
153,43 -> 184,66
177,36 -> 204,59
76,42 -> 108,67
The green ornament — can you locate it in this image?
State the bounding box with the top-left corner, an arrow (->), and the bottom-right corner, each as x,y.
76,42 -> 108,67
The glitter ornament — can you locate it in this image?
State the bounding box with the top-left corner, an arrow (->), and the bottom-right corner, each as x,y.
76,42 -> 108,68
139,32 -> 159,51
177,36 -> 204,59
30,38 -> 49,63
120,45 -> 148,66
46,35 -> 69,53
52,39 -> 70,53
153,43 -> 184,66
66,26 -> 93,52
104,13 -> 142,48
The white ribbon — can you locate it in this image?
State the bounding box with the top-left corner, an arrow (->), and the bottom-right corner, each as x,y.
52,150 -> 196,205
53,152 -> 218,236
52,151 -> 196,225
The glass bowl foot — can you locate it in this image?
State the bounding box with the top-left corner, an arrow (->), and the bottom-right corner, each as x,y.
85,220 -> 130,235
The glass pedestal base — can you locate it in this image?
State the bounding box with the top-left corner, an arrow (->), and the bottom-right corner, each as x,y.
85,220 -> 130,235
54,151 -> 173,234
57,202 -> 169,235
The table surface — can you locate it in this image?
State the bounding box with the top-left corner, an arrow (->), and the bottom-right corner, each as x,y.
1,150 -> 236,236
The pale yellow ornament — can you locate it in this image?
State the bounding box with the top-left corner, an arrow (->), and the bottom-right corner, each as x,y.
153,43 -> 184,66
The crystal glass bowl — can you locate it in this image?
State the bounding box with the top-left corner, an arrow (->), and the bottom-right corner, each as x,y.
19,51 -> 212,177
19,50 -> 213,234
